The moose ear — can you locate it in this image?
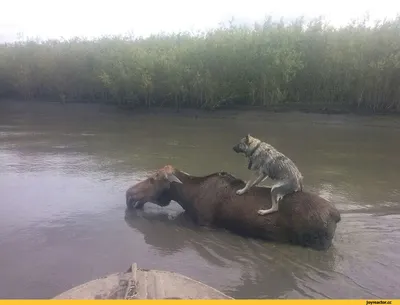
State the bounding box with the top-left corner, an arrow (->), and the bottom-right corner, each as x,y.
166,173 -> 183,184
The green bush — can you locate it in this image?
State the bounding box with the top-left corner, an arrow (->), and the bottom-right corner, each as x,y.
1,16 -> 399,112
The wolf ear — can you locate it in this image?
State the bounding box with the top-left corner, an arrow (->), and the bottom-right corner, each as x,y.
246,134 -> 251,142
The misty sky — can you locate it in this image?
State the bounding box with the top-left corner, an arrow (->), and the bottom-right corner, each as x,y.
1,0 -> 400,42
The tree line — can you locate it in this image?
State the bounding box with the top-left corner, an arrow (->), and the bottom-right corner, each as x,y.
1,16 -> 400,113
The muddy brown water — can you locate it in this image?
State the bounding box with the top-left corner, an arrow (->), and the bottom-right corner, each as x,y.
0,101 -> 399,299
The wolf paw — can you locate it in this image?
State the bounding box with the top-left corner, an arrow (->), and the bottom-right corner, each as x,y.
236,189 -> 245,195
257,209 -> 276,216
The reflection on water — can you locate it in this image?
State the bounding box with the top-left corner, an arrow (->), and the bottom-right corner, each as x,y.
0,101 -> 399,299
123,208 -> 340,299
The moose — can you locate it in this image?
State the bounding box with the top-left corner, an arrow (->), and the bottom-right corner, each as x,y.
125,165 -> 341,250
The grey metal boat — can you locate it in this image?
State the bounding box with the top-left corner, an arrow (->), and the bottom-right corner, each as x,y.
53,263 -> 233,299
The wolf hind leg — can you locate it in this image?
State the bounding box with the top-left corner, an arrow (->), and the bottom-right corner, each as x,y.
257,195 -> 279,215
257,180 -> 293,216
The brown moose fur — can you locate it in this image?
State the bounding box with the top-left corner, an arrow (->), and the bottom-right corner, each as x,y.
125,165 -> 341,250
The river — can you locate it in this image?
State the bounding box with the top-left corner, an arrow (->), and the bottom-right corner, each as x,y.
0,101 -> 399,299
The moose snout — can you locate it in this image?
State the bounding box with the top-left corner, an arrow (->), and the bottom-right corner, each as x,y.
126,187 -> 140,209
126,192 -> 136,208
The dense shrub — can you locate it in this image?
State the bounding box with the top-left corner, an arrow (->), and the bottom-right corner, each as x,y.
1,16 -> 400,112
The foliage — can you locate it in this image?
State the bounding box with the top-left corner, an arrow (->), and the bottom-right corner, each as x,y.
1,16 -> 400,112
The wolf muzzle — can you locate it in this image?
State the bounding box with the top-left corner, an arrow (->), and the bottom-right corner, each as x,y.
232,144 -> 242,153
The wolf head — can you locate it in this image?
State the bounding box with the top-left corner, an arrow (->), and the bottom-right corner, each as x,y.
232,134 -> 261,157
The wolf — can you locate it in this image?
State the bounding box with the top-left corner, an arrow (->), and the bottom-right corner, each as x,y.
232,134 -> 304,216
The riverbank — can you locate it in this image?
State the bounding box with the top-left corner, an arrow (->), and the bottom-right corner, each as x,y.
1,16 -> 400,114
2,98 -> 400,118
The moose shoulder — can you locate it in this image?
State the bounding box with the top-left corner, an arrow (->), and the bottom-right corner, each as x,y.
126,165 -> 341,251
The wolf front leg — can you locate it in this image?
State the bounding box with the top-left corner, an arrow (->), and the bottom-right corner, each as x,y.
236,179 -> 252,195
236,172 -> 267,195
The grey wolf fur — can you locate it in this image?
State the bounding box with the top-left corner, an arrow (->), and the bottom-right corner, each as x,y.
232,134 -> 304,216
